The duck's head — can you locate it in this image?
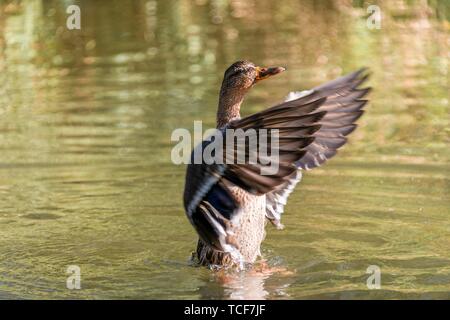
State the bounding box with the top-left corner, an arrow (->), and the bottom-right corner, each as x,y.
221,61 -> 285,93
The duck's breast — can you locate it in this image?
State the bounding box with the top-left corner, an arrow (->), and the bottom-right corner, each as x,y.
227,185 -> 267,263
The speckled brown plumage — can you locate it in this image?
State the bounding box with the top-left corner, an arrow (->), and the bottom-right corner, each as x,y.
183,61 -> 370,268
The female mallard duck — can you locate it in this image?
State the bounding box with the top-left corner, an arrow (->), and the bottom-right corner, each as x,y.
183,61 -> 370,268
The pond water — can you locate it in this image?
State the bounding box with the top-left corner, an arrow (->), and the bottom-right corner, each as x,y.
0,0 -> 449,299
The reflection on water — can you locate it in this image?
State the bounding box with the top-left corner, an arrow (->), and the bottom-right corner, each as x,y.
198,260 -> 295,300
0,0 -> 449,299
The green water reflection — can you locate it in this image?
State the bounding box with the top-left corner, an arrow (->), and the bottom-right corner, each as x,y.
0,0 -> 449,299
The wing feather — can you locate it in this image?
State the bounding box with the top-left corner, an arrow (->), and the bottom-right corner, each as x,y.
183,68 -> 371,250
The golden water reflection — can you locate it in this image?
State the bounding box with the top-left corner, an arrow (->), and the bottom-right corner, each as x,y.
0,0 -> 449,299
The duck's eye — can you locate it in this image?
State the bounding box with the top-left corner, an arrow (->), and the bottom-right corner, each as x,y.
228,67 -> 253,79
227,70 -> 240,78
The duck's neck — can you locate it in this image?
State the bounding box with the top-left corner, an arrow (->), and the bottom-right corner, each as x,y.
216,85 -> 247,128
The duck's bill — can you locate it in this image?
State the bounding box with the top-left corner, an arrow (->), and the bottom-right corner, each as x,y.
255,66 -> 286,82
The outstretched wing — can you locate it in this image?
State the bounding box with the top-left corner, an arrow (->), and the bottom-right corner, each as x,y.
265,69 -> 370,227
183,68 -> 370,253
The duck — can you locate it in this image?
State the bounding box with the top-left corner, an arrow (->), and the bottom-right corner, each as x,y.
183,61 -> 370,268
